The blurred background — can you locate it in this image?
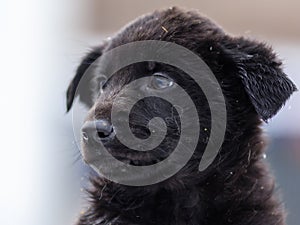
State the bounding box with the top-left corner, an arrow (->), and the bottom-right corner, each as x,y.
1,1 -> 299,225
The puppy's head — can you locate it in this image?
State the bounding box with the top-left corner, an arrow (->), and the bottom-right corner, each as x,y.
66,7 -> 296,186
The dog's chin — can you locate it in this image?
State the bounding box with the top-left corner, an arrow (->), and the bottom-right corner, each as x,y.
90,164 -> 194,193
84,146 -> 163,166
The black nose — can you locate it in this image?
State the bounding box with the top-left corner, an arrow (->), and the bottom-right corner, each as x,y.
81,119 -> 114,142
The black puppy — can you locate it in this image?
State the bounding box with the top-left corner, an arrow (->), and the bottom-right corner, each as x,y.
66,7 -> 297,225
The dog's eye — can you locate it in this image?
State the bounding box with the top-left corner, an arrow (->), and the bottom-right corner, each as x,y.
99,80 -> 106,93
148,73 -> 174,90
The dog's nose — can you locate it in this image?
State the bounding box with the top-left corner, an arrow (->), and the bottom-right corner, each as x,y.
81,119 -> 114,142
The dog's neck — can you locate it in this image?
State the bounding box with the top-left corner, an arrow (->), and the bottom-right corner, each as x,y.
84,179 -> 213,224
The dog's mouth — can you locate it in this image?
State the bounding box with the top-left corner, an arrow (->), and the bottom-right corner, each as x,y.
106,153 -> 162,166
81,123 -> 180,167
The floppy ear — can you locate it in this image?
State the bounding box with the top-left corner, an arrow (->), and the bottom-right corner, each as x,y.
221,37 -> 297,121
66,43 -> 107,112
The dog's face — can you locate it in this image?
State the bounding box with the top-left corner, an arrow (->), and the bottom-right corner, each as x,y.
66,7 -> 296,186
82,62 -> 187,166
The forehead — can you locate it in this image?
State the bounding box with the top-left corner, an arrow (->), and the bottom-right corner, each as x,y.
92,8 -> 226,89
104,8 -> 223,53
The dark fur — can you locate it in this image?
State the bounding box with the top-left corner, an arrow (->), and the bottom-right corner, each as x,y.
66,7 -> 297,225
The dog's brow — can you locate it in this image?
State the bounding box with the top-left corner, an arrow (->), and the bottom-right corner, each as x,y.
148,61 -> 156,71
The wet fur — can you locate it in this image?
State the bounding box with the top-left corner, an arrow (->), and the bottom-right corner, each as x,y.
66,7 -> 297,225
